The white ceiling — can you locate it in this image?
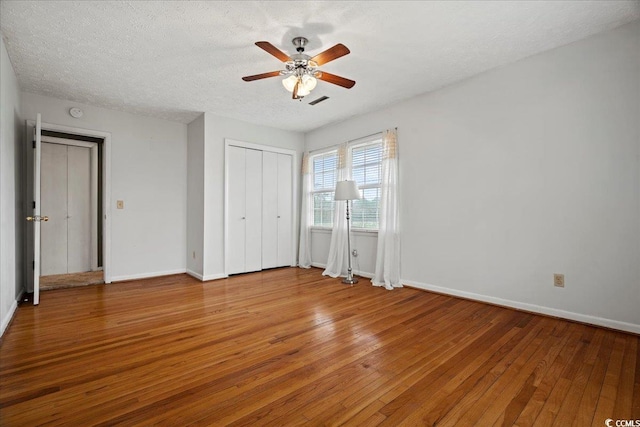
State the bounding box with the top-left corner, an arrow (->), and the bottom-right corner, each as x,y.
1,1 -> 638,132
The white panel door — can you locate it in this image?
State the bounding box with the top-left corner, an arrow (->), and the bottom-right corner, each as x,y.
32,114 -> 42,305
244,149 -> 263,272
40,143 -> 68,275
277,154 -> 293,267
67,146 -> 92,273
227,146 -> 247,275
261,151 -> 278,269
40,144 -> 92,275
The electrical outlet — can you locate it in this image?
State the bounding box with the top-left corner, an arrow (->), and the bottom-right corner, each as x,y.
352,249 -> 358,257
554,274 -> 564,288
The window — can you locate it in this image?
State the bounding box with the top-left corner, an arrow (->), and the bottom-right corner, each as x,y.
310,137 -> 383,230
312,150 -> 337,227
350,141 -> 382,230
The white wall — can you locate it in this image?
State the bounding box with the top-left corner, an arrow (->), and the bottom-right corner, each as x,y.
187,114 -> 205,278
305,21 -> 640,333
0,34 -> 23,336
21,93 -> 188,281
202,113 -> 304,279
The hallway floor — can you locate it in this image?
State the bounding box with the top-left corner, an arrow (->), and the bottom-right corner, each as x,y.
40,271 -> 104,291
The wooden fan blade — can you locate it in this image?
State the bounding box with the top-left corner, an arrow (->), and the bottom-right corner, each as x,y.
255,41 -> 292,62
317,71 -> 356,89
242,71 -> 282,81
310,44 -> 350,66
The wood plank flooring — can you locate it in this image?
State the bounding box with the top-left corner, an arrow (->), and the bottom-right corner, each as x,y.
1,267 -> 638,426
40,270 -> 104,291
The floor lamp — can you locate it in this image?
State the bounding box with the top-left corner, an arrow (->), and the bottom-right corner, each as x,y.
334,180 -> 361,285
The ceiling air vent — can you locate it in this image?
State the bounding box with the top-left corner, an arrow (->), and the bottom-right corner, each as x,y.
309,96 -> 329,106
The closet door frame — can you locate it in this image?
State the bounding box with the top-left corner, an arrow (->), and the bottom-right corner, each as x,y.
224,139 -> 298,276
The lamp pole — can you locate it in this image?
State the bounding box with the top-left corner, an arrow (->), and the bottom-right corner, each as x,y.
343,199 -> 358,285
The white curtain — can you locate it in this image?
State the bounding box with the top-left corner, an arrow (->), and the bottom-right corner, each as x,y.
322,143 -> 349,278
372,129 -> 401,290
298,152 -> 312,268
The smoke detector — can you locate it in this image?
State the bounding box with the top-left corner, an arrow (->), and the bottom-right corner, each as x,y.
69,107 -> 83,118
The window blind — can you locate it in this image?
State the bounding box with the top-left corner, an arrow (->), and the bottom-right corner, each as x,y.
350,142 -> 382,229
312,151 -> 338,227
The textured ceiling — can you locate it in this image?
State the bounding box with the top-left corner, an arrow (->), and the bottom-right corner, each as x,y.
1,1 -> 639,132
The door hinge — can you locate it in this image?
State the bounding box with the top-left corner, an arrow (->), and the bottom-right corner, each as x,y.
33,201 -> 36,209
32,261 -> 35,270
32,140 -> 36,149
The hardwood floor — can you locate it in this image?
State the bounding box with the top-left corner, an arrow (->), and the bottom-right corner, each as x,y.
40,270 -> 104,291
1,267 -> 638,426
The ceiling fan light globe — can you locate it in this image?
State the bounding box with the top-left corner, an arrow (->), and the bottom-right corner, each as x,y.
282,75 -> 298,92
302,75 -> 317,91
297,85 -> 310,97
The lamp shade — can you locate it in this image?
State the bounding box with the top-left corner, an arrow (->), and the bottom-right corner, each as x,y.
334,180 -> 361,201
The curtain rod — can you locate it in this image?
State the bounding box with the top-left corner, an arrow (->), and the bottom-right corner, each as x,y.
309,127 -> 397,154
348,127 -> 397,144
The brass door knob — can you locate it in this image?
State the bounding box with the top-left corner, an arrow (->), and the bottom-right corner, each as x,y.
26,215 -> 49,222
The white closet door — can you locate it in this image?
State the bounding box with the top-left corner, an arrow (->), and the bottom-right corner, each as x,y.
67,146 -> 92,273
226,143 -> 294,275
40,143 -> 68,275
277,153 -> 293,267
227,146 -> 246,275
261,151 -> 278,269
244,149 -> 263,272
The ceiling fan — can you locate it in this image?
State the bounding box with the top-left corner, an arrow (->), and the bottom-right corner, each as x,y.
242,37 -> 356,100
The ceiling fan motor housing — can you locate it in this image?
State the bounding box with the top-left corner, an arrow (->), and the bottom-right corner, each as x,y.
292,36 -> 308,52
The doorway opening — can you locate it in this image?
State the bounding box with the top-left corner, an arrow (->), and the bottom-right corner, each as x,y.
39,131 -> 104,290
25,119 -> 112,298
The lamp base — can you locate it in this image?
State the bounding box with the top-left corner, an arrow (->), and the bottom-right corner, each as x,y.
342,276 -> 358,285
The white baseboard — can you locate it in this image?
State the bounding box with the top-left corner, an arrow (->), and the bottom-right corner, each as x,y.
110,268 -> 187,283
402,279 -> 640,335
1,299 -> 18,337
356,270 -> 374,279
186,270 -> 227,282
202,273 -> 227,281
311,262 -> 375,280
186,270 -> 204,281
